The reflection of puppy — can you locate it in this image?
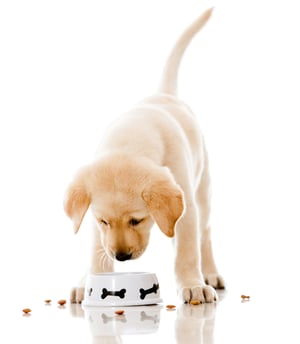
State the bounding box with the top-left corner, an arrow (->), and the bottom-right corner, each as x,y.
176,304 -> 217,344
64,8 -> 224,304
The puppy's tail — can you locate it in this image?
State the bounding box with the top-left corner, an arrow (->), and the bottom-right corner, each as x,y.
158,8 -> 213,96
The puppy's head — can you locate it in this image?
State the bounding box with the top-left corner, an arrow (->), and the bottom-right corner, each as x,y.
64,154 -> 184,261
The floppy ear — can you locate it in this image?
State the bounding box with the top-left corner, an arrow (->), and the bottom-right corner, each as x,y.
64,175 -> 90,234
142,176 -> 184,237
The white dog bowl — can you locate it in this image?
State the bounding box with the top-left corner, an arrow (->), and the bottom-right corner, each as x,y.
82,272 -> 163,307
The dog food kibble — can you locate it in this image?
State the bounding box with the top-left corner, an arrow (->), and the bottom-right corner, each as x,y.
190,300 -> 201,305
44,299 -> 51,304
58,299 -> 67,306
166,304 -> 176,309
241,295 -> 250,300
115,310 -> 125,315
22,308 -> 32,314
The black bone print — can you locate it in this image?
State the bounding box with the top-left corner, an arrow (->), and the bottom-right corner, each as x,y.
101,288 -> 126,299
139,283 -> 159,300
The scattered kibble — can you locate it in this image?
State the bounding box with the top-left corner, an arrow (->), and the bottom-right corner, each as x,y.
114,310 -> 125,315
57,299 -> 67,306
190,300 -> 201,305
241,295 -> 250,300
166,304 -> 176,309
44,299 -> 51,304
22,308 -> 31,314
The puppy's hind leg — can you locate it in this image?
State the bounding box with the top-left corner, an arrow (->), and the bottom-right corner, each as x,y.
70,223 -> 114,303
197,152 -> 225,290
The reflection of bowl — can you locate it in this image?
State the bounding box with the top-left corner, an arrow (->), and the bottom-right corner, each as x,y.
82,272 -> 163,307
83,305 -> 162,335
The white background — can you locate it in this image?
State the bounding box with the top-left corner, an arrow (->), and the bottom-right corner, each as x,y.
1,0 -> 300,309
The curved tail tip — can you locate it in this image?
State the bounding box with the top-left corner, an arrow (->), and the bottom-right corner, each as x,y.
205,7 -> 214,19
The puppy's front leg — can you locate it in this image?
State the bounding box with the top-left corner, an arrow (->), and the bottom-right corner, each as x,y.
174,205 -> 217,303
70,223 -> 114,303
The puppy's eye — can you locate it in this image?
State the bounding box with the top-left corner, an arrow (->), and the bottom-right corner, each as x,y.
100,219 -> 109,226
129,218 -> 143,226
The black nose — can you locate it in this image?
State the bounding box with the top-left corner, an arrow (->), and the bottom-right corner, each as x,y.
115,252 -> 132,261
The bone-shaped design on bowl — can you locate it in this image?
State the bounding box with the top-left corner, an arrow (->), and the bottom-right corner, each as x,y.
139,283 -> 159,300
82,272 -> 162,306
101,288 -> 127,299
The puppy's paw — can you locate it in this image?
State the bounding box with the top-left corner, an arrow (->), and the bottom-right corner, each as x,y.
70,287 -> 85,304
179,285 -> 218,304
204,273 -> 225,289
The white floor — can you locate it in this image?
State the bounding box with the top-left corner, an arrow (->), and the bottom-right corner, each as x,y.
5,282 -> 300,343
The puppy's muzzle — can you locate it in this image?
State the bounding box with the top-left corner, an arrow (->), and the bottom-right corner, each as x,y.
115,252 -> 132,261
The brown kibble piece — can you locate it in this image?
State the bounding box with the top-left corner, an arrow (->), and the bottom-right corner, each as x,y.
241,295 -> 250,300
190,300 -> 201,305
44,299 -> 51,304
58,299 -> 67,306
115,310 -> 125,315
166,304 -> 176,309
22,308 -> 31,314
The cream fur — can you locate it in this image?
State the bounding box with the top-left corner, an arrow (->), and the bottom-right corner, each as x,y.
64,8 -> 224,304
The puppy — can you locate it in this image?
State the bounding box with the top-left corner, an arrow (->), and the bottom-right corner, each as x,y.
64,8 -> 224,304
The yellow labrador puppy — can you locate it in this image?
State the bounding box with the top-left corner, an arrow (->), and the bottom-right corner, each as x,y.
64,8 -> 224,304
